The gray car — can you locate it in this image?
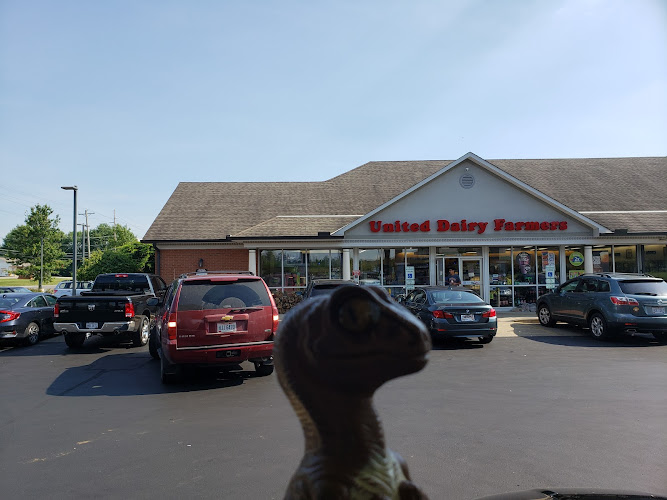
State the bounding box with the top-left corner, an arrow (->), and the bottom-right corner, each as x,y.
536,273 -> 667,342
403,286 -> 497,344
0,292 -> 58,346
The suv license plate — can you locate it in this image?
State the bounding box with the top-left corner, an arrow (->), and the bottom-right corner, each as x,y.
461,314 -> 475,322
86,322 -> 98,329
216,349 -> 241,358
651,307 -> 665,315
217,322 -> 237,333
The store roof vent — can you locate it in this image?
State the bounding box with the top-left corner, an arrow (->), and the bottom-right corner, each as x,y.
459,173 -> 475,189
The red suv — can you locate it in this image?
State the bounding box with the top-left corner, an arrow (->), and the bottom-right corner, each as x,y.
148,271 -> 279,383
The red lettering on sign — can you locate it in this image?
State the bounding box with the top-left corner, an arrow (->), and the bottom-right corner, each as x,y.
369,218 -> 567,234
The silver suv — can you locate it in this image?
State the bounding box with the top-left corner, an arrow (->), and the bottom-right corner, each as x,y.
536,273 -> 667,342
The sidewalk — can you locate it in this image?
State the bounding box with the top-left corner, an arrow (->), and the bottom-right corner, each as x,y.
495,311 -> 540,337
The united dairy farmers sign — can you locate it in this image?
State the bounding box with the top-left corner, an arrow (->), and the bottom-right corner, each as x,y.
369,218 -> 569,234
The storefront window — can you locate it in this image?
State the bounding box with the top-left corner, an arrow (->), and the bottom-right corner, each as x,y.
537,247 -> 559,290
614,245 -> 638,273
358,249 -> 381,285
489,247 -> 512,285
565,246 -> 586,280
308,250 -> 330,280
407,248 -> 429,285
382,249 -> 402,285
283,250 -> 307,289
514,286 -> 537,308
513,247 -> 536,284
331,251 -> 342,279
592,246 -> 612,273
642,244 -> 667,281
259,250 -> 282,288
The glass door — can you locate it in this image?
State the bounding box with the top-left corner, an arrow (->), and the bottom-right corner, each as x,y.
460,258 -> 482,296
437,257 -> 482,296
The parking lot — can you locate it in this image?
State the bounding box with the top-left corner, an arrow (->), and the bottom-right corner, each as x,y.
1,313 -> 666,499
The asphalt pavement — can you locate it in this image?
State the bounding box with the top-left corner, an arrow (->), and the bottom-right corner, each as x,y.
1,311 -> 666,499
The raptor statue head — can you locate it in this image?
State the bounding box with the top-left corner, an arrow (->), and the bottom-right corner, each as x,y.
275,285 -> 431,499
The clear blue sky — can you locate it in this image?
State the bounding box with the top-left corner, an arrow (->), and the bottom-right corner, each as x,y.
1,0 -> 665,242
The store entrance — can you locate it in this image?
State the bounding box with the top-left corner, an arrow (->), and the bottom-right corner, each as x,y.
436,257 -> 483,297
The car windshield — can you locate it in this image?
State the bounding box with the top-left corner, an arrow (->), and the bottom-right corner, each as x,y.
177,279 -> 271,311
430,290 -> 485,304
619,279 -> 667,296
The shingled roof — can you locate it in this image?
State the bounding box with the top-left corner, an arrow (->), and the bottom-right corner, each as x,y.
143,156 -> 667,241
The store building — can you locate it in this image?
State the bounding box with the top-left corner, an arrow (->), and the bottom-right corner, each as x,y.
143,153 -> 667,309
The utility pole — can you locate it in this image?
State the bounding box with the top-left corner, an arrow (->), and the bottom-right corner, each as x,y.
78,210 -> 94,261
78,223 -> 87,262
39,237 -> 44,291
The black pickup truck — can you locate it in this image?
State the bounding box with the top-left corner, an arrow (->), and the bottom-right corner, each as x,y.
54,273 -> 168,349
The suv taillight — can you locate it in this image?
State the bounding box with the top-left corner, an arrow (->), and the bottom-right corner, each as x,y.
271,306 -> 280,335
124,301 -> 135,318
610,296 -> 639,306
54,303 -> 60,318
167,312 -> 178,340
482,308 -> 497,318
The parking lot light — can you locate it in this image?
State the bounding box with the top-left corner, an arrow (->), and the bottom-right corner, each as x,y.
61,186 -> 78,296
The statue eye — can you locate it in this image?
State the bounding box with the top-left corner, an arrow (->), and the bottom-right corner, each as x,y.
337,296 -> 381,333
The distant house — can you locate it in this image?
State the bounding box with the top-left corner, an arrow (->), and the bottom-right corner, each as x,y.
0,256 -> 12,276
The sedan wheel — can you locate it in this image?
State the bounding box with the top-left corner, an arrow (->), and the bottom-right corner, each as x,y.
23,322 -> 40,346
653,332 -> 667,344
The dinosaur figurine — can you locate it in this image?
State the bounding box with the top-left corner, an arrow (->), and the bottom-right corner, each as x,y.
275,285 -> 432,499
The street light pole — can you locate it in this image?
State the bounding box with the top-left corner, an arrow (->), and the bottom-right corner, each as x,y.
61,186 -> 78,296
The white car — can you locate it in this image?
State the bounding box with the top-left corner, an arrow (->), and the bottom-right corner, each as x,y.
52,280 -> 94,298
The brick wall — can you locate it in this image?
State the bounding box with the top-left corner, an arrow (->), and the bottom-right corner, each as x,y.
158,248 -> 251,282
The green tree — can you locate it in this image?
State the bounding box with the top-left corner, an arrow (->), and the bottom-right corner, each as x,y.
62,223 -> 137,256
1,205 -> 65,286
78,242 -> 155,280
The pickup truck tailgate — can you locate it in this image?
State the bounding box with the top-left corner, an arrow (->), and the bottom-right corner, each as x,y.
56,298 -> 130,325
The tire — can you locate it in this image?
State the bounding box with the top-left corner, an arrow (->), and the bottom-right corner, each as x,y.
538,304 -> 556,327
133,316 -> 150,347
23,322 -> 40,346
254,363 -> 274,376
478,335 -> 493,344
64,332 -> 85,349
589,313 -> 613,341
160,353 -> 181,384
148,327 -> 160,360
653,332 -> 667,344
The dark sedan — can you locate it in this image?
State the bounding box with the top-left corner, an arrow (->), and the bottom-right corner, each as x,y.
0,292 -> 58,346
403,286 -> 497,344
0,286 -> 33,293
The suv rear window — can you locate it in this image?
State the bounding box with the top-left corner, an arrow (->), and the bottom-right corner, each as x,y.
618,279 -> 667,296
310,284 -> 353,297
177,279 -> 271,311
